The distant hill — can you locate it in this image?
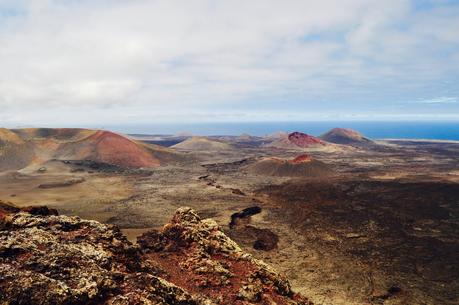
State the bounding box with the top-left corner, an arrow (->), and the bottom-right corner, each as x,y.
288,132 -> 326,147
320,128 -> 373,145
265,131 -> 328,150
172,136 -> 233,151
0,128 -> 181,170
246,154 -> 333,177
0,128 -> 34,171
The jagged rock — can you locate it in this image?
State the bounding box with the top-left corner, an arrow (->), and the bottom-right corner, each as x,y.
21,205 -> 59,216
0,206 -> 210,305
237,284 -> 262,302
138,207 -> 312,305
0,205 -> 312,305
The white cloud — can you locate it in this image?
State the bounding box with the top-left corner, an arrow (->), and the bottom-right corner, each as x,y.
414,97 -> 458,104
0,0 -> 458,125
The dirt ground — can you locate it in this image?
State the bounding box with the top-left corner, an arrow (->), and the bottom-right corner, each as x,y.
1,139 -> 458,304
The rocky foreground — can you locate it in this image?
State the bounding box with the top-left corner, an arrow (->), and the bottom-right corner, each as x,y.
0,202 -> 311,305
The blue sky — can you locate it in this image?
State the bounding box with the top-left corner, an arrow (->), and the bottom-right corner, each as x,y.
0,0 -> 458,126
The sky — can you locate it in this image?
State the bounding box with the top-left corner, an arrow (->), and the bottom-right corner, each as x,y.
0,0 -> 459,127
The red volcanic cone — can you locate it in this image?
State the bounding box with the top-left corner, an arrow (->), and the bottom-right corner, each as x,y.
288,132 -> 326,148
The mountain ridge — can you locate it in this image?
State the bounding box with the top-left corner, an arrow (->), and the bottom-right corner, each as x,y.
0,128 -> 182,169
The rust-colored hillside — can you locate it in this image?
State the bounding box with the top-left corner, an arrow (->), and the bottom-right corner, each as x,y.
0,128 -> 182,169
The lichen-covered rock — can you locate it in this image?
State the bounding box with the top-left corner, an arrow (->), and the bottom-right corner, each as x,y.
0,206 -> 210,305
138,207 -> 312,305
0,205 -> 311,305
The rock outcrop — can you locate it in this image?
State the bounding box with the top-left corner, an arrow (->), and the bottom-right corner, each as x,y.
0,204 -> 312,305
229,206 -> 262,228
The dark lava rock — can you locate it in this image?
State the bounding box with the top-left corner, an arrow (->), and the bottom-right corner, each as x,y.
0,206 -> 210,305
139,207 -> 312,305
252,228 -> 280,251
38,177 -> 85,189
229,206 -> 262,228
0,204 -> 311,305
21,205 -> 58,216
230,188 -> 246,196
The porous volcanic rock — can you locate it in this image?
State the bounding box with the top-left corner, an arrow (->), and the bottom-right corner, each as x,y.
0,205 -> 311,305
0,206 -> 208,305
139,207 -> 312,304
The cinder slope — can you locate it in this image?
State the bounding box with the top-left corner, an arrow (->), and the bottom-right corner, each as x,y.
246,154 -> 333,177
288,132 -> 327,148
56,130 -> 162,168
172,136 -> 233,151
320,128 -> 373,145
0,128 -> 34,171
0,128 -> 183,170
12,128 -> 95,142
266,132 -> 327,149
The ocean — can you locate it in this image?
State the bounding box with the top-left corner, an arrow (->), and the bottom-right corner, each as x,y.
101,121 -> 459,141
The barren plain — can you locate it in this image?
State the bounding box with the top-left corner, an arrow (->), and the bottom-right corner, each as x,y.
1,129 -> 458,304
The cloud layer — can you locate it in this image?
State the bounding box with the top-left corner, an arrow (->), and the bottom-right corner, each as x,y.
0,0 -> 458,125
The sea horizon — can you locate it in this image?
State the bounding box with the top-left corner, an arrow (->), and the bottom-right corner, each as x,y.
6,121 -> 459,140
94,121 -> 459,141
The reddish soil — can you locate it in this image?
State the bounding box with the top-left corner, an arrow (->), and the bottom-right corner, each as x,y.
82,130 -> 161,168
290,154 -> 312,164
1,128 -> 177,169
137,208 -> 312,305
145,251 -> 258,304
288,132 -> 326,148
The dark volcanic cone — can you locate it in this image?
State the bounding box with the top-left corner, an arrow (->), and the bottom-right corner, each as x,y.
246,154 -> 333,177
